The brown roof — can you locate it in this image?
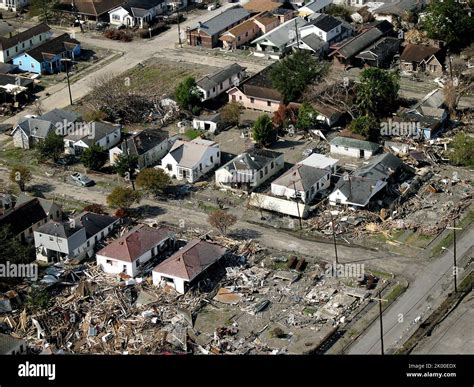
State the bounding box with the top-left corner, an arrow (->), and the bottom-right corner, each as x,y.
223,18 -> 257,38
244,0 -> 281,13
61,0 -> 125,17
0,23 -> 50,50
153,239 -> 226,281
254,12 -> 278,27
97,225 -> 175,262
400,44 -> 441,63
0,198 -> 47,236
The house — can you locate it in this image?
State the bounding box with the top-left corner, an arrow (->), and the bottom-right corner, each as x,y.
58,0 -> 126,21
227,66 -> 283,113
298,13 -> 350,45
34,212 -> 119,263
196,63 -> 246,101
329,153 -> 411,207
0,23 -> 51,63
12,108 -> 82,149
312,103 -> 344,127
329,20 -> 394,68
0,333 -> 26,355
152,239 -> 226,294
109,0 -> 167,29
109,129 -> 173,169
219,12 -> 280,50
299,153 -> 338,174
160,138 -> 221,183
252,17 -> 308,59
355,36 -> 400,68
298,0 -> 333,17
372,0 -> 422,24
0,0 -> 28,12
64,121 -> 121,155
192,113 -> 221,134
96,225 -> 175,277
0,197 -> 62,243
13,33 -> 81,75
186,7 -> 251,48
330,136 -> 380,159
0,73 -> 34,104
400,44 -> 443,76
215,148 -> 284,192
402,106 -> 448,140
271,163 -> 331,204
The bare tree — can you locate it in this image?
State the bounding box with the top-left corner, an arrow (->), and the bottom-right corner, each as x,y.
208,210 -> 237,235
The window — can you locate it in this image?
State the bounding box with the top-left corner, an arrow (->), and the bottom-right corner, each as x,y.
217,152 -> 220,157
250,98 -> 255,104
259,170 -> 263,178
232,95 -> 236,101
30,40 -> 32,45
239,96 -> 242,100
6,50 -> 9,56
40,35 -> 42,41
267,101 -> 271,107
245,31 -> 248,37
220,83 -> 223,90
271,161 -> 274,169
106,259 -> 112,265
264,166 -> 268,175
199,163 -> 202,171
15,46 -> 18,53
22,43 -> 24,48
238,36 -> 241,42
210,156 -> 214,163
167,164 -> 172,171
49,236 -> 54,241
19,60 -> 22,66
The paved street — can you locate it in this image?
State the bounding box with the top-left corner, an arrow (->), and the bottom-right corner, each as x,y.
347,230 -> 473,354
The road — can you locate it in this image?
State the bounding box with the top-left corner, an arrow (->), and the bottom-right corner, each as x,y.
0,166 -> 414,276
5,1 -> 260,125
347,227 -> 473,354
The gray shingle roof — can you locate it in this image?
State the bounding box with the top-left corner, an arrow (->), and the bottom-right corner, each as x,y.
195,7 -> 250,37
272,164 -> 328,192
330,137 -> 380,152
222,149 -> 282,173
37,221 -> 82,238
252,17 -> 308,47
308,14 -> 341,32
197,63 -> 246,91
39,108 -> 82,126
15,118 -> 54,139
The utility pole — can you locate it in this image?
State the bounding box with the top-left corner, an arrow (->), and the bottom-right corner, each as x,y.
453,217 -> 457,292
294,18 -> 300,49
379,290 -> 384,355
329,211 -> 339,266
62,59 -> 73,105
292,180 -> 303,230
177,3 -> 183,48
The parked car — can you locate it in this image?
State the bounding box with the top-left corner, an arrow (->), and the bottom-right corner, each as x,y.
57,155 -> 75,166
71,172 -> 95,187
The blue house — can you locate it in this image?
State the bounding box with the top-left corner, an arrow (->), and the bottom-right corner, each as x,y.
13,33 -> 80,74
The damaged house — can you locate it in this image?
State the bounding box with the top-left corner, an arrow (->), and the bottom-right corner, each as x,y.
34,212 -> 119,263
330,136 -> 380,159
400,44 -> 444,76
329,153 -> 413,208
152,239 -> 227,294
96,225 -> 176,277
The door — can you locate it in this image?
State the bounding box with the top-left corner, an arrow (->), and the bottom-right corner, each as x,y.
359,149 -> 364,158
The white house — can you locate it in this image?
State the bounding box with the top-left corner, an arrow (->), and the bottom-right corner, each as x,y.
329,153 -> 408,207
109,129 -> 174,169
192,113 -> 221,134
96,225 -> 175,278
215,148 -> 284,192
64,122 -> 121,155
196,63 -> 246,101
271,163 -> 331,204
330,137 -> 380,159
0,0 -> 28,12
299,13 -> 343,44
152,239 -> 226,294
299,153 -> 338,174
109,0 -> 167,29
34,212 -> 119,263
0,23 -> 51,63
160,138 -> 221,183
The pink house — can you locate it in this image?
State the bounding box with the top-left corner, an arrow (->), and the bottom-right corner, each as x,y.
227,66 -> 283,113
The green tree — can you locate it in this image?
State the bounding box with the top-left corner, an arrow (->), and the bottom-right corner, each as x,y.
356,68 -> 399,118
136,168 -> 171,196
81,144 -> 107,171
449,132 -> 474,166
349,115 -> 380,142
221,101 -> 242,126
106,186 -> 141,210
113,152 -> 139,189
26,287 -> 51,311
325,4 -> 352,22
270,50 -> 328,104
9,165 -> 32,192
296,102 -> 319,131
0,226 -> 35,265
175,77 -> 203,111
252,114 -> 275,147
36,132 -> 64,162
422,0 -> 474,50
30,0 -> 58,23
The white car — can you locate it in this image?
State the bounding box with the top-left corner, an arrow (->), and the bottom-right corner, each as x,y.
71,172 -> 95,187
